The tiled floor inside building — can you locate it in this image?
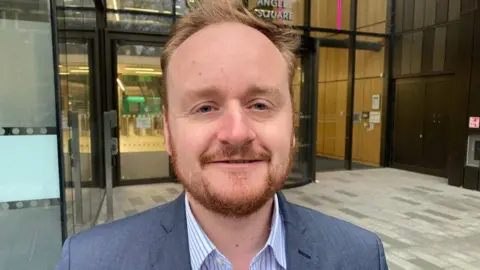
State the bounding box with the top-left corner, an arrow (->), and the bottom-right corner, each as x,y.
96,168 -> 480,270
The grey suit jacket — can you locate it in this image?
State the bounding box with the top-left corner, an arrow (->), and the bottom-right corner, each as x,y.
55,192 -> 388,269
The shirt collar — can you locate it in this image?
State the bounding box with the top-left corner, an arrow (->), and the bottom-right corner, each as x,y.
185,193 -> 286,270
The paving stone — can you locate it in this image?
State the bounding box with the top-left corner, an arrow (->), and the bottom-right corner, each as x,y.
415,186 -> 443,193
151,195 -> 167,203
123,209 -> 138,217
338,208 -> 369,219
334,190 -> 358,197
128,197 -> 144,206
316,195 -> 341,204
391,196 -> 422,206
410,257 -> 446,269
423,209 -> 460,221
405,212 -> 442,224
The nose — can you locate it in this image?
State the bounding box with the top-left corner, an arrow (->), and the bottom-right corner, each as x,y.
217,103 -> 256,146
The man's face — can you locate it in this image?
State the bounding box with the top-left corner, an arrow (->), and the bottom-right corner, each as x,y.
164,22 -> 295,217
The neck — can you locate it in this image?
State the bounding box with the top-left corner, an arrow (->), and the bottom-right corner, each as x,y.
187,193 -> 275,265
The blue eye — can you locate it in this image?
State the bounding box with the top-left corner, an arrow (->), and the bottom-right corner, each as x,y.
251,103 -> 268,110
198,105 -> 214,113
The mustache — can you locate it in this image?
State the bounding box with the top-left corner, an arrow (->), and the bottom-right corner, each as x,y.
200,144 -> 271,164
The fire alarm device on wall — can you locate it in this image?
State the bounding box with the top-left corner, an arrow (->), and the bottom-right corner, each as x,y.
469,117 -> 480,128
372,95 -> 381,110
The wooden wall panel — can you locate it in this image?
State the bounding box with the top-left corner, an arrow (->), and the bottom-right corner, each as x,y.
337,49 -> 349,81
355,37 -> 385,78
316,81 -> 347,160
445,22 -> 460,71
352,80 -> 364,160
435,0 -> 449,24
421,28 -> 435,72
357,0 -> 368,28
395,0 -> 404,33
357,23 -> 387,34
355,45 -> 366,78
424,0 -> 436,27
413,0 -> 426,29
432,26 -> 447,71
403,0 -> 415,31
316,37 -> 384,164
411,31 -> 424,74
319,47 -> 327,82
357,0 -> 387,28
352,78 -> 383,165
325,48 -> 334,81
317,83 -> 326,154
364,79 -> 382,165
311,0 -> 352,30
324,82 -> 337,156
341,0 -> 351,30
335,81 -> 347,159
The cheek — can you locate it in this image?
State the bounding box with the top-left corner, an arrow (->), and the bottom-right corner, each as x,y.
255,117 -> 293,154
171,122 -> 210,161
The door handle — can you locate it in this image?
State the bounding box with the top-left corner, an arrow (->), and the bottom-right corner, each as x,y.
420,134 -> 423,139
111,137 -> 119,156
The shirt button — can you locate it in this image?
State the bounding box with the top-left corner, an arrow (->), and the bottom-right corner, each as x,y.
216,258 -> 223,265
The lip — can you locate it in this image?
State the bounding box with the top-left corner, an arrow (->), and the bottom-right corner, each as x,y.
207,160 -> 265,169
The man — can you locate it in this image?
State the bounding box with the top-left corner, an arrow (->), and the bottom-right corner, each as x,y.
56,1 -> 388,269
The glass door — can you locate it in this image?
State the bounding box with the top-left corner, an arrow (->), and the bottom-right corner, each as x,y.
286,36 -> 318,187
58,37 -> 104,236
316,40 -> 350,172
112,40 -> 171,185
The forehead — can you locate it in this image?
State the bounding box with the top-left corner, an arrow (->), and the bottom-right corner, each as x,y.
167,22 -> 289,98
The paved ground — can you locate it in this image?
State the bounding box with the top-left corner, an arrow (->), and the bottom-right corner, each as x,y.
97,168 -> 480,270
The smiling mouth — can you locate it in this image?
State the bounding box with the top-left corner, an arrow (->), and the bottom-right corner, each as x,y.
213,160 -> 262,164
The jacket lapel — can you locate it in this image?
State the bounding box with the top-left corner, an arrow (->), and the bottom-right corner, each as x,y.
150,192 -> 191,270
149,192 -> 322,269
277,192 -> 321,269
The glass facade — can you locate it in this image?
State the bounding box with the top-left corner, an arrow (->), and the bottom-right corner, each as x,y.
116,42 -> 171,181
2,0 -> 390,268
0,0 -> 64,269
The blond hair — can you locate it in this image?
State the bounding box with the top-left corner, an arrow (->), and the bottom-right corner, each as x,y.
160,0 -> 301,110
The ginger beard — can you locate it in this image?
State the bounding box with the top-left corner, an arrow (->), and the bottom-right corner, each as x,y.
169,130 -> 296,218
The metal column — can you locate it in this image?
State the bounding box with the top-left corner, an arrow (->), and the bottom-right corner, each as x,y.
103,110 -> 118,222
68,111 -> 83,225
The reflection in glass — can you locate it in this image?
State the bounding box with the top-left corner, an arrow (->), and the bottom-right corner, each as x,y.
247,0 -> 305,26
107,0 -> 173,14
286,56 -> 308,185
56,0 -> 95,7
56,9 -> 97,29
59,40 -> 103,236
107,12 -> 172,34
116,43 -> 170,181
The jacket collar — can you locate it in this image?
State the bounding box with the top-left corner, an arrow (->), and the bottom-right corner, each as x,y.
150,191 -> 320,269
277,192 -> 321,269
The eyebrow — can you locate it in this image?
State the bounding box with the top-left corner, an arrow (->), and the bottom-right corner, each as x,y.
183,85 -> 283,104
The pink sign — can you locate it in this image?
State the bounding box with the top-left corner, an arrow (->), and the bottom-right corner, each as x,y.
469,117 -> 480,128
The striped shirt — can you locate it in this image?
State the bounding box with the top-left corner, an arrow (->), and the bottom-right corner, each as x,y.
185,194 -> 287,270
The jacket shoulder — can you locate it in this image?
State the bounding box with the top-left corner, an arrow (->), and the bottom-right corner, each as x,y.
288,203 -> 387,269
56,201 -> 178,270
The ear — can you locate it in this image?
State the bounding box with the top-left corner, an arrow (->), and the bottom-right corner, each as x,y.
162,106 -> 172,156
292,133 -> 297,150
